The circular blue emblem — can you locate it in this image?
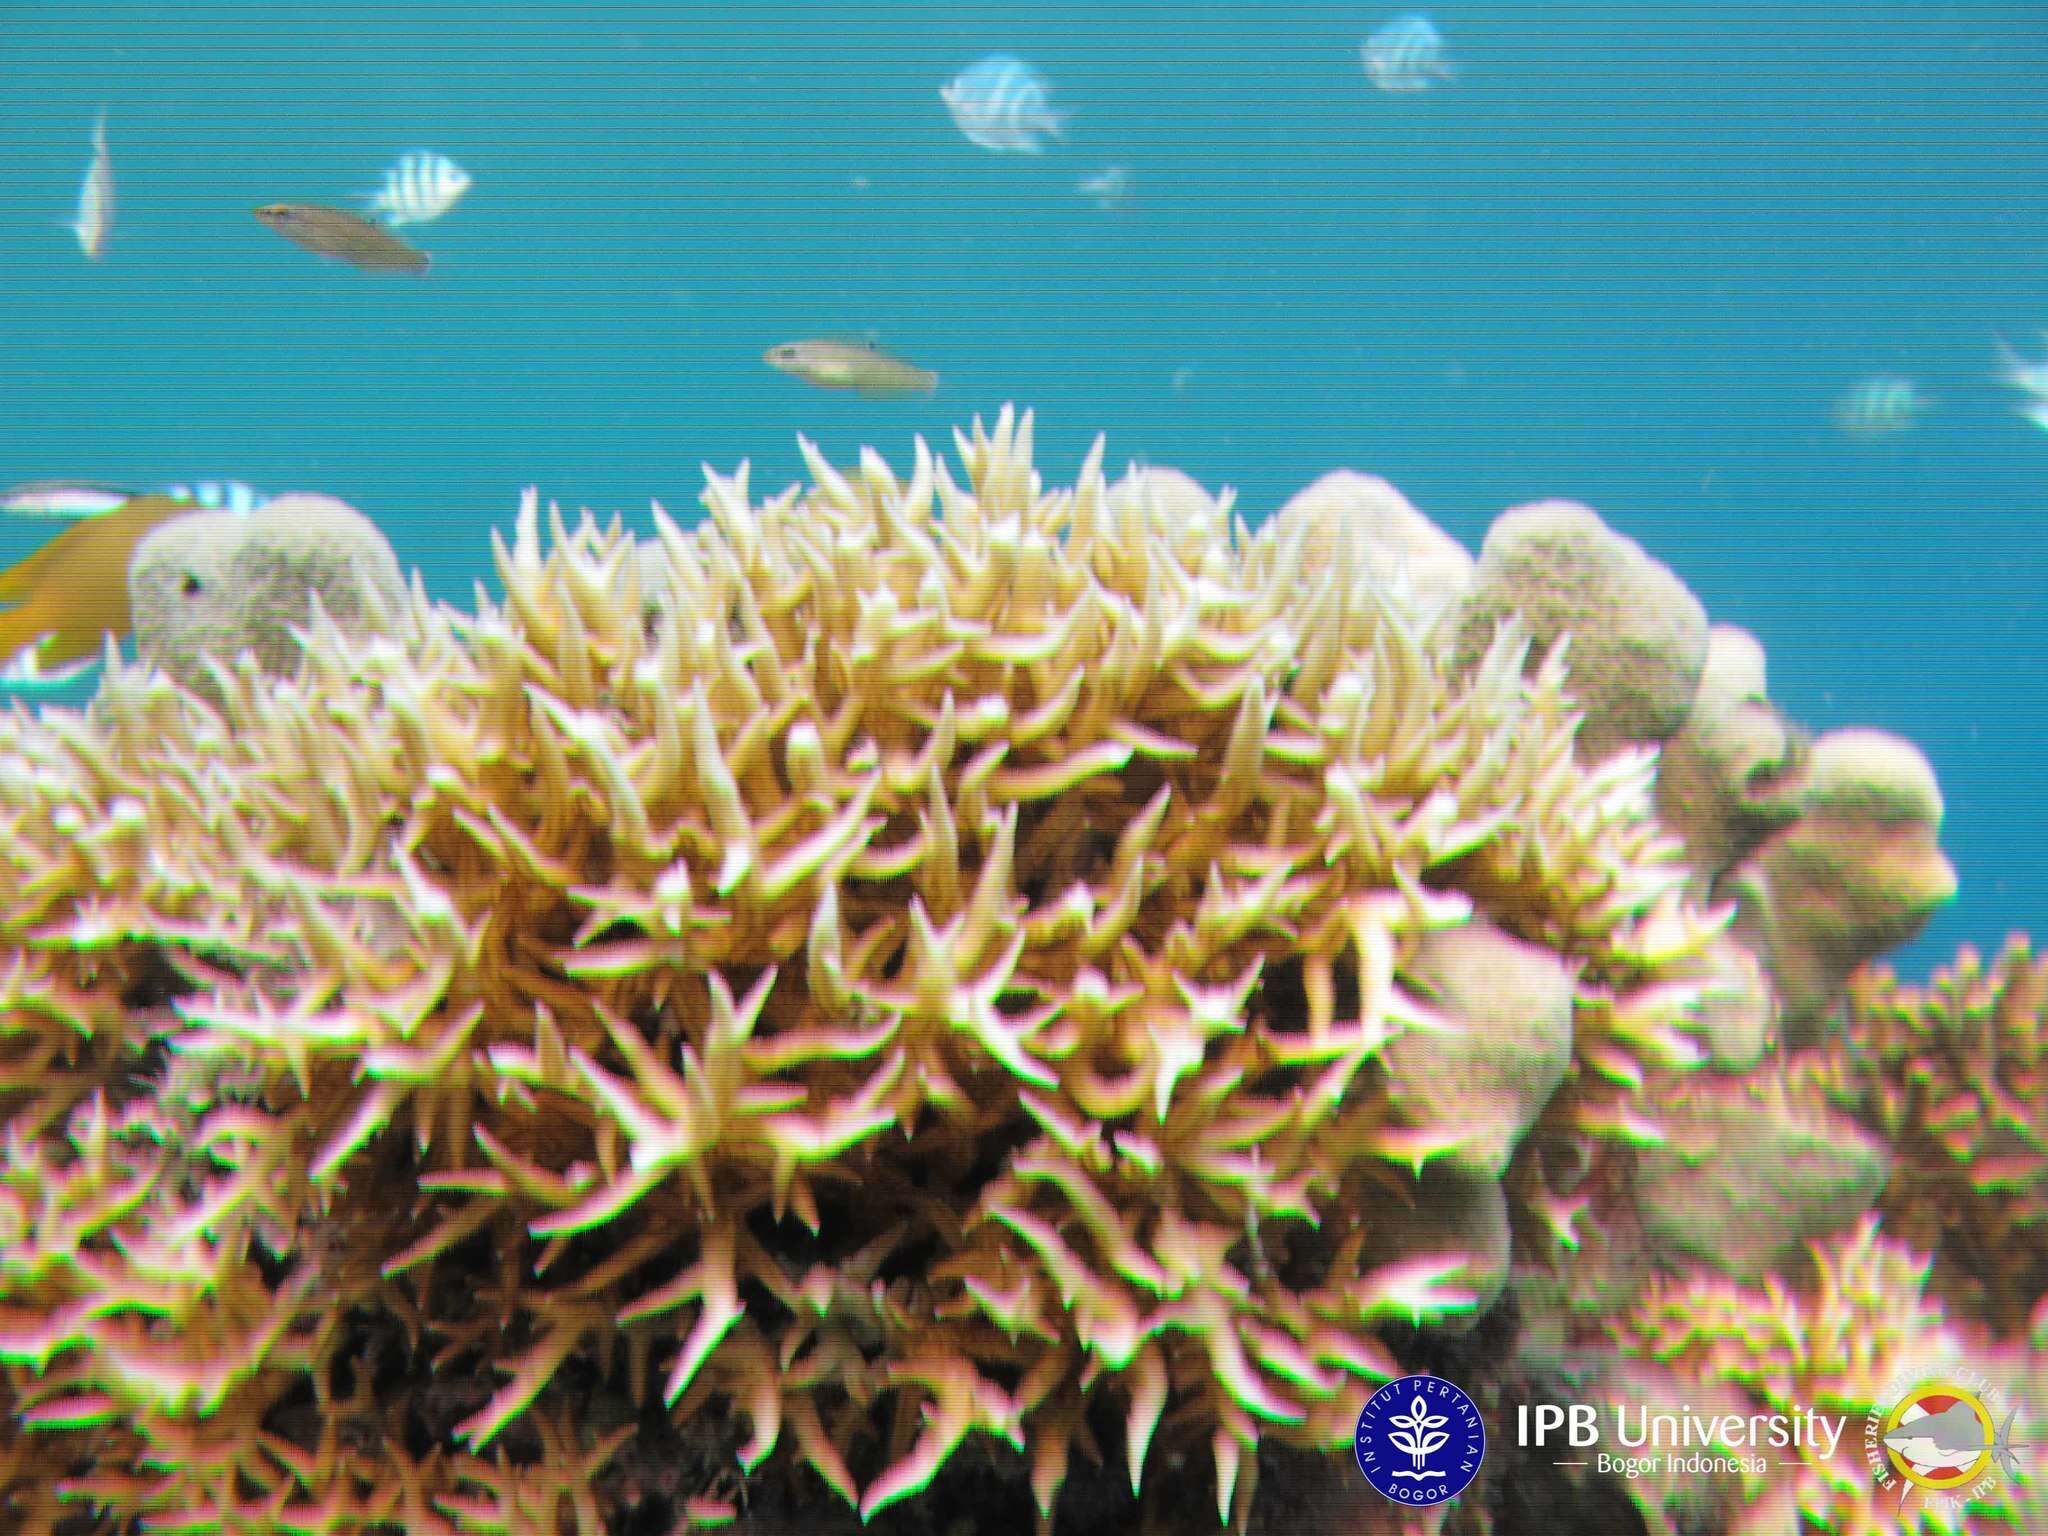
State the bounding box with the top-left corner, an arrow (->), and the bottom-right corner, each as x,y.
1354,1374 -> 1486,1505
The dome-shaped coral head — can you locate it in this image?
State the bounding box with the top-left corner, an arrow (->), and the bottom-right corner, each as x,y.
0,408 -> 1720,1532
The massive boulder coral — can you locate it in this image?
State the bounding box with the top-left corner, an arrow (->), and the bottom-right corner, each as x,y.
1725,728 -> 1958,1040
127,491 -> 409,699
1449,499 -> 1709,761
0,410 -> 1721,1535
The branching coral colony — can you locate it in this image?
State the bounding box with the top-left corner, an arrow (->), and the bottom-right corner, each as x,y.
0,407 -> 1988,1536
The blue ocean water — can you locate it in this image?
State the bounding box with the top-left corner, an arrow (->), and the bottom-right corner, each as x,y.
1,1 -> 2043,969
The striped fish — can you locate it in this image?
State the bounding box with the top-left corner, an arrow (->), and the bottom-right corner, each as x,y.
363,151 -> 472,227
941,55 -> 1066,155
163,479 -> 269,515
69,109 -> 116,260
1832,375 -> 1932,439
1362,14 -> 1455,94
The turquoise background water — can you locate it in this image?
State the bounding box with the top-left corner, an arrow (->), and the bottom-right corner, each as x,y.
2,2 -> 2043,971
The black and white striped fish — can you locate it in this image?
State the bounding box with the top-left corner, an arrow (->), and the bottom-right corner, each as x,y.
1362,14 -> 1455,94
1832,375 -> 1932,439
164,478 -> 268,515
362,151 -> 471,227
941,55 -> 1066,155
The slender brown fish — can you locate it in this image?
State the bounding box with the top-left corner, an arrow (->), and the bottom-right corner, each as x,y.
255,203 -> 431,275
763,338 -> 937,398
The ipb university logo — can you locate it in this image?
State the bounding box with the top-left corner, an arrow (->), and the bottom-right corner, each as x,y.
1354,1374 -> 1486,1505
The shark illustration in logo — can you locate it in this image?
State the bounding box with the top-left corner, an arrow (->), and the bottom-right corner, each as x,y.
1882,1403 -> 2024,1481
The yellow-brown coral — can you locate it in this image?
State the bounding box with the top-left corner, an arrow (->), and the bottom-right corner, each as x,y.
0,410 -> 1718,1533
1621,1217 -> 2026,1536
1807,939 -> 2048,1335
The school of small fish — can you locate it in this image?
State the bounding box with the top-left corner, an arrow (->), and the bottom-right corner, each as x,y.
12,17 -> 2048,689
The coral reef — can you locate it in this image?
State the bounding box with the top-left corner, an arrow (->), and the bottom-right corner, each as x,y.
0,411 -> 1723,1534
1652,625 -> 1804,888
1809,939 -> 2048,1335
129,491 -> 409,699
0,411 -> 2032,1536
1448,499 -> 1708,761
1620,1218 -> 2030,1535
1630,1071 -> 1889,1282
1725,727 -> 1958,1042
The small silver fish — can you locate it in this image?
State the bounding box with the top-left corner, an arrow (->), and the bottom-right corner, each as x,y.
69,109 -> 115,261
0,479 -> 136,519
764,338 -> 937,398
362,151 -> 472,228
1078,164 -> 1136,212
255,203 -> 432,275
942,55 -> 1066,155
1363,14 -> 1455,94
1833,374 -> 1931,439
1882,1403 -> 2024,1482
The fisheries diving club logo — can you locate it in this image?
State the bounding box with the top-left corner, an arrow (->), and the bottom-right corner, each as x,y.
1354,1374 -> 1486,1505
1867,1370 -> 2029,1515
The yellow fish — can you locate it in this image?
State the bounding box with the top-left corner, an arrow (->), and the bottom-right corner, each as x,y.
0,494 -> 189,675
763,338 -> 937,398
255,203 -> 432,275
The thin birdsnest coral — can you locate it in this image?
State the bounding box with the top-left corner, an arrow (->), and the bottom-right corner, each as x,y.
1805,939 -> 2048,1335
0,410 -> 1716,1532
1621,1218 -> 2026,1536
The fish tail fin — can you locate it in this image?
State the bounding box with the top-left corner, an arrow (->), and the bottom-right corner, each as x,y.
1991,1408 -> 2022,1480
1993,332 -> 2031,385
